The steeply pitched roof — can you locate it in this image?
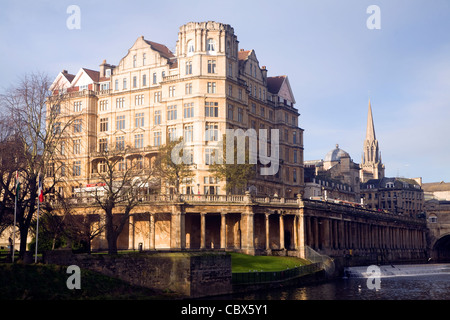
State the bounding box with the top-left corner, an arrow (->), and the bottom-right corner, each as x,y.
238,49 -> 251,61
62,72 -> 75,83
82,68 -> 100,82
266,76 -> 286,94
143,40 -> 175,59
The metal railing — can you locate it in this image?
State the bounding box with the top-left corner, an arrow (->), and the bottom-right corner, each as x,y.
231,262 -> 322,285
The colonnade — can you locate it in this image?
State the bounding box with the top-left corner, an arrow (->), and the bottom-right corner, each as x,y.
304,216 -> 427,255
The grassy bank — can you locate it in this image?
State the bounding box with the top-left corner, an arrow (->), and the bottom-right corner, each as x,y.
230,252 -> 310,273
0,263 -> 180,300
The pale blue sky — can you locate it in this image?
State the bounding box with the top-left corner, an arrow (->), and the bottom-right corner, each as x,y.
1,0 -> 449,183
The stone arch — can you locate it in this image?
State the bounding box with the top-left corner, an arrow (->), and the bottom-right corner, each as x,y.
431,233 -> 450,262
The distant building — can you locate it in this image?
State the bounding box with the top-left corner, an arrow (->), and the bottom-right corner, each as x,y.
361,177 -> 424,217
422,181 -> 450,201
304,144 -> 360,203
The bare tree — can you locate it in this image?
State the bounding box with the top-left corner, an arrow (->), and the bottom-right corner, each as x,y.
0,72 -> 73,259
153,138 -> 194,196
89,143 -> 155,254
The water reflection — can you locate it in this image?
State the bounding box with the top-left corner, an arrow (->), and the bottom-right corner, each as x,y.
227,273 -> 450,300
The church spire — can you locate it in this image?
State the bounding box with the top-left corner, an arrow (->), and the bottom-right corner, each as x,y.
360,98 -> 385,182
366,98 -> 376,141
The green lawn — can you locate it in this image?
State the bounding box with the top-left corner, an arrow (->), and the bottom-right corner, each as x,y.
229,252 -> 310,273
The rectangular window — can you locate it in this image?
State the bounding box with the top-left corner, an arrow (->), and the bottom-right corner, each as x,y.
118,158 -> 126,172
73,161 -> 81,176
153,73 -> 157,84
134,134 -> 144,149
205,148 -> 218,165
135,94 -> 144,106
227,104 -> 234,120
251,103 -> 256,113
115,79 -> 119,91
116,115 -> 126,130
260,107 -> 265,118
239,88 -> 243,100
73,119 -> 82,133
237,108 -> 243,123
99,100 -> 108,111
184,102 -> 194,118
293,131 -> 297,144
228,85 -> 232,97
133,76 -> 137,88
73,101 -> 82,112
205,102 -> 218,117
116,97 -> 125,109
98,160 -> 107,173
100,118 -> 109,132
123,78 -> 127,90
184,124 -> 193,142
293,150 -> 298,163
116,136 -> 125,150
135,112 -> 144,128
143,53 -> 146,66
167,105 -> 177,121
205,123 -> 218,141
154,131 -> 161,146
293,169 -> 297,183
154,110 -> 161,125
185,83 -> 192,95
168,127 -> 177,142
186,61 -> 192,75
73,139 -> 81,154
60,141 -> 65,155
208,60 -> 216,73
169,86 -> 176,97
207,82 -> 216,93
99,138 -> 108,152
154,91 -> 161,103
142,74 -> 147,86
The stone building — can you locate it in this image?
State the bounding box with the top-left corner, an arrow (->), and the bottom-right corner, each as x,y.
304,144 -> 361,203
360,177 -> 424,217
48,21 -> 304,199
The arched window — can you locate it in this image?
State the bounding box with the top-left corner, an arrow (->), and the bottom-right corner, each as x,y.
187,40 -> 194,55
206,38 -> 216,53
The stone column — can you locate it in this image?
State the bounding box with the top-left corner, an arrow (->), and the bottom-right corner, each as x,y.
265,213 -> 270,251
129,214 -> 135,250
200,213 -> 206,249
220,213 -> 227,249
279,214 -> 285,250
149,213 -> 155,250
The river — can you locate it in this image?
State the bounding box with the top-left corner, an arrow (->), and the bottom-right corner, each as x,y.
226,263 -> 450,300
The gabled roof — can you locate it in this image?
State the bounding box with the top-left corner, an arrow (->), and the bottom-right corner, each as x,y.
62,72 -> 75,83
238,49 -> 251,61
143,39 -> 175,59
267,76 -> 286,94
267,75 -> 296,104
81,68 -> 100,82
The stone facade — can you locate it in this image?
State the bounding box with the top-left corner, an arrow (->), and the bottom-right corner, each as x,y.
47,21 -> 304,199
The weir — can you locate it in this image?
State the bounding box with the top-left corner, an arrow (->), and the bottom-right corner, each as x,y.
344,264 -> 450,278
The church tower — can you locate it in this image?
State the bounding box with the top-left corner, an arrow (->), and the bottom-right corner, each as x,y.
360,99 -> 385,182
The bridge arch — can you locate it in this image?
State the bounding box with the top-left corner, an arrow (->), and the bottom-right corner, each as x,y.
431,233 -> 450,262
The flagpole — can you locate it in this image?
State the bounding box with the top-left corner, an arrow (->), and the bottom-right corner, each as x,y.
12,190 -> 17,263
12,171 -> 18,263
35,197 -> 39,263
35,173 -> 41,264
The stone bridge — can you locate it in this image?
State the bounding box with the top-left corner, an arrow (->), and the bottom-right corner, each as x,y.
65,193 -> 429,264
425,200 -> 450,261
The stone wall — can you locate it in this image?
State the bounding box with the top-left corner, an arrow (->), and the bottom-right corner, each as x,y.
44,250 -> 232,298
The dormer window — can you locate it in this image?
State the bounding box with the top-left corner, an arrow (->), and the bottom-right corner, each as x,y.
206,39 -> 216,53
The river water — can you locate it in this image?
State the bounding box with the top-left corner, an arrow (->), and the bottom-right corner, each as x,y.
227,264 -> 450,300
